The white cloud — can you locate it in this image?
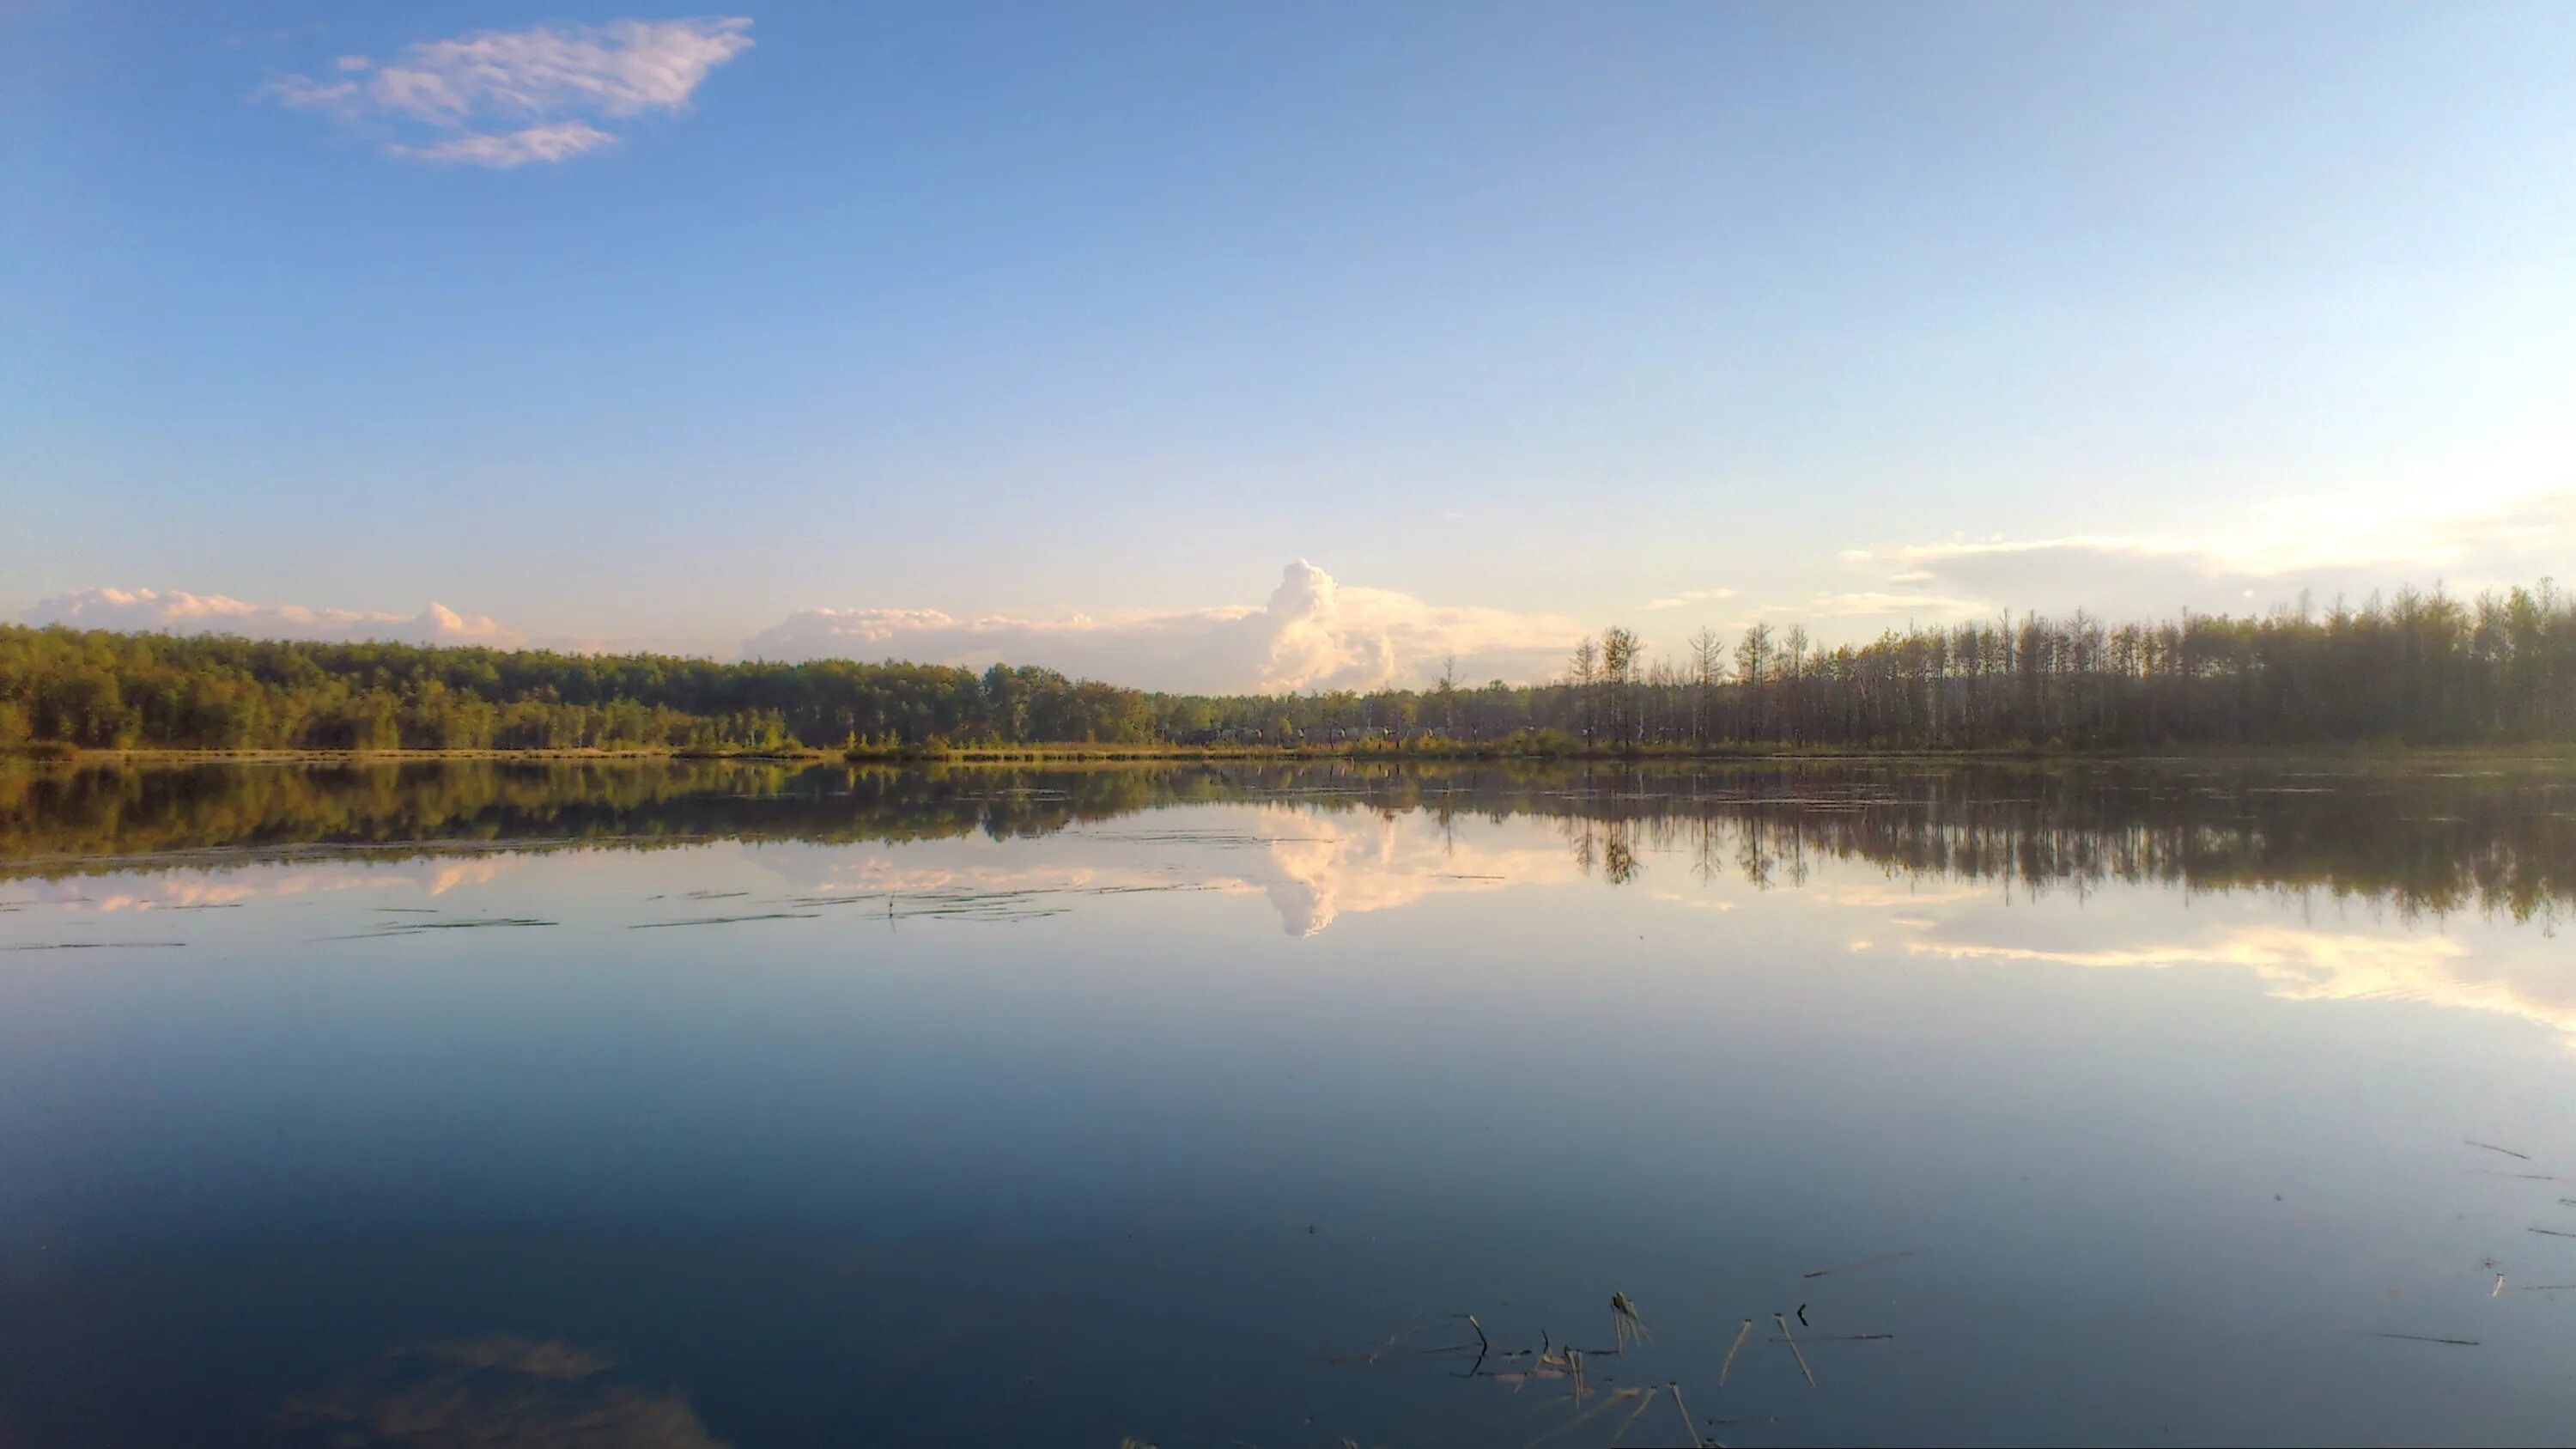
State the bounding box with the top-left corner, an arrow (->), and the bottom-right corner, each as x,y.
392,121 -> 618,167
1826,488 -> 2576,627
24,588 -> 523,648
1755,590 -> 1984,621
265,17 -> 752,167
266,73 -> 361,109
744,561 -> 1585,692
1640,587 -> 1737,612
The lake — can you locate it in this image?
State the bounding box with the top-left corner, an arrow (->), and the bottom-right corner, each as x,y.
3,758 -> 2574,1447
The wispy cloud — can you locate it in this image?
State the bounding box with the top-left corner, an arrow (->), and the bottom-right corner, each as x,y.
1640,587 -> 1737,612
264,17 -> 753,167
392,122 -> 620,167
745,562 -> 1584,692
1755,590 -> 1984,620
1822,488 -> 2576,626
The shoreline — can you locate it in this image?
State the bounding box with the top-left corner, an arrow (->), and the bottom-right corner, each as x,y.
11,741 -> 2575,768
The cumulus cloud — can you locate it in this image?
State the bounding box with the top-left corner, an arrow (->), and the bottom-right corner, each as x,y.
744,561 -> 1584,693
25,588 -> 523,648
264,17 -> 752,167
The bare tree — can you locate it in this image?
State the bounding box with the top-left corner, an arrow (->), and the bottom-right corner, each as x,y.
1735,624 -> 1773,742
1688,626 -> 1722,746
1782,624 -> 1810,742
1569,637 -> 1600,743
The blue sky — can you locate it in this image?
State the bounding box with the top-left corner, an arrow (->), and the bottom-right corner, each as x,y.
7,2 -> 2574,688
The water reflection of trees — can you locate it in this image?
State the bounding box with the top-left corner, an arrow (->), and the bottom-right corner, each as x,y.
275,1336 -> 727,1448
0,760 -> 1188,864
4,758 -> 2571,920
1498,763 -> 2573,921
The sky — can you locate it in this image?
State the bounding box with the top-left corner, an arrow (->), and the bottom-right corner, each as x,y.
6,2 -> 2574,691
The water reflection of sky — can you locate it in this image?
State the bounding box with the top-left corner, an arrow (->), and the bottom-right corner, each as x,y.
16,798 -> 2559,1044
6,781 -> 2576,1446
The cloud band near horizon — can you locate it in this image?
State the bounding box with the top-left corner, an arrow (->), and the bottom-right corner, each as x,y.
25,487 -> 2575,690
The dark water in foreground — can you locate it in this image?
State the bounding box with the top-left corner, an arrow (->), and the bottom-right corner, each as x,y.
4,758 -> 2576,1447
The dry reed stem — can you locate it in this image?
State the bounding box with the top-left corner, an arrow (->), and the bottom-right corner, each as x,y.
1774,1312 -> 1817,1388
1668,1381 -> 1706,1448
1718,1318 -> 1753,1386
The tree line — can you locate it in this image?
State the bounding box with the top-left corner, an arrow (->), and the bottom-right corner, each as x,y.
3,580 -> 2572,752
0,629 -> 1157,752
1170,581 -> 2576,748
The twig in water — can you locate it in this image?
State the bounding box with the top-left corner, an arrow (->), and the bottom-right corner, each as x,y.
629,912 -> 817,928
2513,1283 -> 2576,1291
1518,1385 -> 1636,1449
2494,1273 -> 2507,1297
1718,1318 -> 1753,1386
1774,1313 -> 1817,1389
1803,1247 -> 1926,1279
1602,1385 -> 1660,1447
4,941 -> 185,950
2471,1170 -> 2558,1181
1667,1381 -> 1705,1448
1610,1292 -> 1652,1353
2356,1331 -> 2479,1346
1767,1333 -> 1895,1342
2530,1227 -> 2576,1239
1327,1324 -> 1431,1365
1446,1314 -> 1492,1378
2465,1140 -> 2532,1160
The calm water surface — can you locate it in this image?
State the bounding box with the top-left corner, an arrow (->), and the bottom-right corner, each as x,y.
4,758 -> 2575,1446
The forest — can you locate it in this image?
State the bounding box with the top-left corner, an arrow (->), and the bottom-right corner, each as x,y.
3,581 -> 2573,753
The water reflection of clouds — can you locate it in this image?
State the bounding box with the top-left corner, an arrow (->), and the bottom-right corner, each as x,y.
1041,806 -> 1580,937
424,858 -> 515,895
16,796 -> 2571,1042
1815,881 -> 1992,910
1897,921 -> 2576,1043
1638,843 -> 2576,1044
278,1336 -> 728,1447
769,806 -> 1577,937
16,811 -> 1566,940
11,858 -> 524,914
